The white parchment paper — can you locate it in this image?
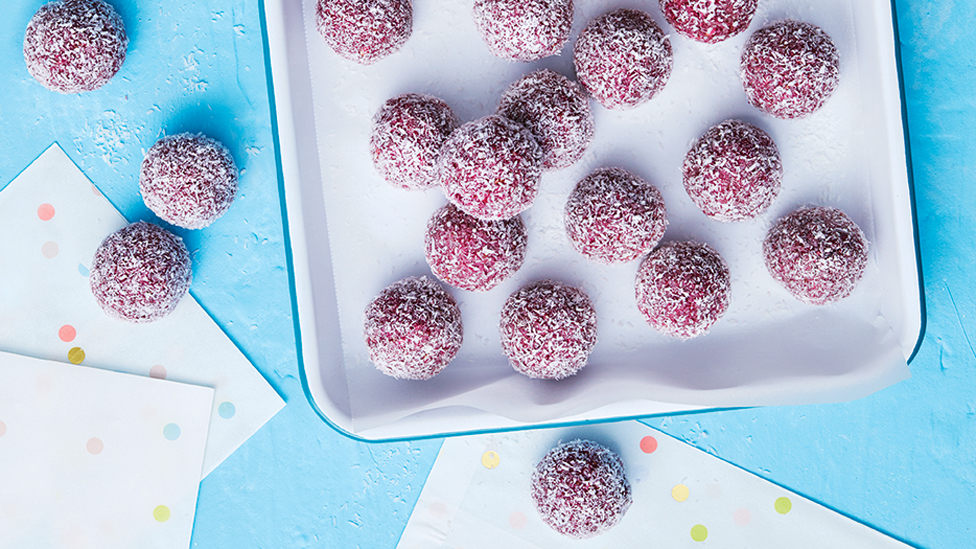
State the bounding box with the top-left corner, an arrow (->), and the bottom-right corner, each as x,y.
299,0 -> 911,431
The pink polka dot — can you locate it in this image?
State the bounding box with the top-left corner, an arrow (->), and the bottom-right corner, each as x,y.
86,437 -> 103,455
509,511 -> 527,530
58,325 -> 76,343
149,365 -> 167,379
733,507 -> 751,525
428,501 -> 447,518
91,184 -> 102,196
640,435 -> 658,454
37,203 -> 55,221
41,241 -> 59,259
0,421 -> 6,437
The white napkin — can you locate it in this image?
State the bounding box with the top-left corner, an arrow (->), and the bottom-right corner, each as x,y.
398,422 -> 912,548
0,143 -> 284,476
0,351 -> 212,549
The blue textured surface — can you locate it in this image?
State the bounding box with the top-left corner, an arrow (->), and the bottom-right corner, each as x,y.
1,1 -> 972,548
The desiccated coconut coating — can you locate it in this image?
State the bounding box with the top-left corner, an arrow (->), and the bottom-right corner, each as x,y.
472,0 -> 573,61
763,206 -> 868,305
635,241 -> 730,339
497,69 -> 595,171
531,439 -> 632,539
363,276 -> 463,380
89,222 -> 192,323
425,204 -> 527,292
370,93 -> 461,190
660,0 -> 758,43
437,114 -> 543,221
315,0 -> 412,65
565,167 -> 668,264
140,133 -> 239,230
682,119 -> 782,222
574,9 -> 673,110
499,280 -> 597,380
23,0 -> 127,94
740,20 -> 840,119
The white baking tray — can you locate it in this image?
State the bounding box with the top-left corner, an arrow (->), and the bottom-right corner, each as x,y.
262,0 -> 923,440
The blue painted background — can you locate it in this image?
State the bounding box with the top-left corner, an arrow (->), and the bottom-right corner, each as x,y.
0,1 -> 973,547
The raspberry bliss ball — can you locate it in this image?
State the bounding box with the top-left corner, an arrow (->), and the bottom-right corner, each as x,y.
574,9 -> 673,110
531,440 -> 632,539
140,134 -> 239,230
565,167 -> 668,264
763,206 -> 868,305
315,0 -> 412,65
499,280 -> 597,380
89,222 -> 192,323
371,93 -> 461,190
682,120 -> 783,222
23,0 -> 128,94
472,0 -> 573,61
425,204 -> 527,292
635,241 -> 730,339
497,69 -> 594,171
363,276 -> 463,380
437,114 -> 543,220
659,0 -> 758,43
740,20 -> 840,119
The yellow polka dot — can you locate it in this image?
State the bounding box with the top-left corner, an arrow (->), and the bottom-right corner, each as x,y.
68,347 -> 85,364
691,524 -> 708,542
672,483 -> 690,502
775,496 -> 792,514
153,505 -> 171,522
481,450 -> 500,469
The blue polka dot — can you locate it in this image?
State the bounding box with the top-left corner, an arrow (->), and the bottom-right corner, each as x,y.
78,263 -> 89,277
218,402 -> 236,419
163,423 -> 181,441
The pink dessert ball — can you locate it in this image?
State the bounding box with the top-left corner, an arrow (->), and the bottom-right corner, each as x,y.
472,0 -> 573,61
499,280 -> 598,380
763,206 -> 868,305
371,93 -> 461,190
315,0 -> 412,65
565,167 -> 668,264
682,119 -> 783,222
425,204 -> 527,292
574,9 -> 673,110
23,0 -> 127,94
363,276 -> 463,380
659,0 -> 758,43
740,20 -> 840,119
140,133 -> 239,230
531,439 -> 632,539
437,114 -> 543,220
635,241 -> 730,339
497,69 -> 595,171
89,222 -> 192,323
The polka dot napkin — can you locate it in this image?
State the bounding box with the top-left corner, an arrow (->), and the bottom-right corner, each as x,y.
0,143 -> 284,477
0,351 -> 212,549
397,421 -> 912,548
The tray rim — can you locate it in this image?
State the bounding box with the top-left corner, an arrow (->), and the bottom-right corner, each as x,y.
259,0 -> 926,443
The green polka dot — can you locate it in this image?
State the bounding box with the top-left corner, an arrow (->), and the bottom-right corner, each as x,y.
691,524 -> 708,542
775,496 -> 792,514
218,401 -> 236,419
153,505 -> 171,522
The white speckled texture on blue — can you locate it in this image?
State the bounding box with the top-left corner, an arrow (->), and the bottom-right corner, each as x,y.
0,1 -> 972,548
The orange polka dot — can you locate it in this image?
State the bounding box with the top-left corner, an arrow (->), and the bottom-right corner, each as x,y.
640,435 -> 658,454
58,325 -> 76,342
37,203 -> 55,221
